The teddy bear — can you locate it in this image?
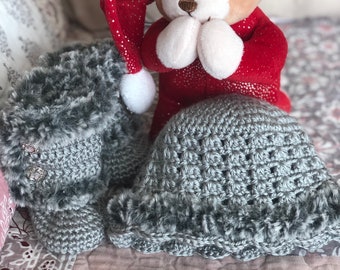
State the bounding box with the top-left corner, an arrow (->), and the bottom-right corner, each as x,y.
141,0 -> 292,139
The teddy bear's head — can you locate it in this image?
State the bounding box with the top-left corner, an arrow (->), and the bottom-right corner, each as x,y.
154,0 -> 261,79
156,0 -> 261,24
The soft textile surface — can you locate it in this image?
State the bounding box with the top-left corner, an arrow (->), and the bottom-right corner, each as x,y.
0,0 -> 67,107
74,248 -> 340,270
0,208 -> 76,269
0,16 -> 339,270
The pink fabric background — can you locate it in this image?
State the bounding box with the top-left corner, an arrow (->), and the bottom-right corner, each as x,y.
0,170 -> 15,251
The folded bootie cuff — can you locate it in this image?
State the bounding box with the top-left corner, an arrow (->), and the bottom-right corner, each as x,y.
0,40 -> 126,208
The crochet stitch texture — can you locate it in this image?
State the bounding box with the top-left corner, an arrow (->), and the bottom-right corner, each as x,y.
107,94 -> 340,260
0,40 -> 149,254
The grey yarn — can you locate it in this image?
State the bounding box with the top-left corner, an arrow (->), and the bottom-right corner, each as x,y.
0,40 -> 149,254
30,204 -> 105,255
107,95 -> 340,261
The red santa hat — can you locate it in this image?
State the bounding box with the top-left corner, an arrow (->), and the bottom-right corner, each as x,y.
101,0 -> 156,114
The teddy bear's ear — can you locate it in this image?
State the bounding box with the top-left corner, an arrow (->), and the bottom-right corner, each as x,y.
226,0 -> 260,24
155,0 -> 165,16
155,0 -> 168,19
155,0 -> 179,20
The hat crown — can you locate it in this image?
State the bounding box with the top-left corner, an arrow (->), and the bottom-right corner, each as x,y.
143,95 -> 330,207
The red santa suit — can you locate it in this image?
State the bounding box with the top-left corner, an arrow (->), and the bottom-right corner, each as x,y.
141,7 -> 291,139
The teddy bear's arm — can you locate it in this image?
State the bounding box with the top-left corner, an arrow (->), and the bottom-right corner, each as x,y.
228,11 -> 288,85
197,19 -> 244,80
141,18 -> 189,73
156,16 -> 200,70
141,18 -> 174,73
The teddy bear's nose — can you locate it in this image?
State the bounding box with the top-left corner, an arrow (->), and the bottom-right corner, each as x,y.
178,0 -> 198,13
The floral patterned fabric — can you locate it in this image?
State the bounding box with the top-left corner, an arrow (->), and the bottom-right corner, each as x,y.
0,16 -> 339,270
282,20 -> 340,259
0,208 -> 76,270
0,0 -> 67,108
281,17 -> 340,184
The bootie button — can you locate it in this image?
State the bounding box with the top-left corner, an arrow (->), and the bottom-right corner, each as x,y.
22,144 -> 39,154
26,166 -> 47,182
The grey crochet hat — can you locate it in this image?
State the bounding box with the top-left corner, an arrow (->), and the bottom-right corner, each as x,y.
0,40 -> 149,254
107,94 -> 340,261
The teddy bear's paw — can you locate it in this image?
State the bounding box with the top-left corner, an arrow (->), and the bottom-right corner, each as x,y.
156,16 -> 201,69
197,19 -> 244,79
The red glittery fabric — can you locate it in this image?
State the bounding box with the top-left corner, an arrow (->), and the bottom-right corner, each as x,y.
141,8 -> 291,139
101,0 -> 152,74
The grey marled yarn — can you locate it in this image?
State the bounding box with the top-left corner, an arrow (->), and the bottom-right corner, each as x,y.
107,95 -> 340,261
30,204 -> 105,255
0,40 -> 149,254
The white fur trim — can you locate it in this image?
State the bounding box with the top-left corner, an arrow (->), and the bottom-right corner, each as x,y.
197,19 -> 244,80
156,16 -> 200,69
120,69 -> 156,114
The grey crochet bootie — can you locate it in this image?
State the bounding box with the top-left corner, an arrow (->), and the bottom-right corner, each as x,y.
107,94 -> 340,261
0,40 -> 149,255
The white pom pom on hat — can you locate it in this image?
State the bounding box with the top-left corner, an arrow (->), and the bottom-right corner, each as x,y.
101,0 -> 156,113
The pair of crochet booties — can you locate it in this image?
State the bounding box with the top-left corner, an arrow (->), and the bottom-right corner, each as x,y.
0,40 -> 149,254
